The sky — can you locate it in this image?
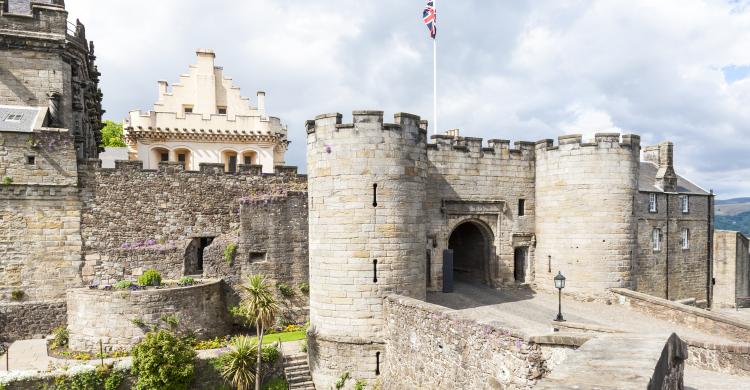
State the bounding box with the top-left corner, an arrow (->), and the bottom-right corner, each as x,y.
66,0 -> 750,199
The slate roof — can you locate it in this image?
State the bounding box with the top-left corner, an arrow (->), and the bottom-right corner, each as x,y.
0,105 -> 42,133
639,161 -> 709,195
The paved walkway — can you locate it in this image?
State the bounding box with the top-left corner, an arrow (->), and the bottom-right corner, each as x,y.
428,282 -> 734,343
0,339 -> 49,372
684,366 -> 750,389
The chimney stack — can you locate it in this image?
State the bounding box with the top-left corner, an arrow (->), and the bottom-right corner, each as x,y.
646,141 -> 677,192
257,91 -> 266,117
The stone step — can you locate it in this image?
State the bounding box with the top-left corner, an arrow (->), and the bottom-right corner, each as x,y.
285,361 -> 309,367
288,380 -> 315,390
288,375 -> 313,382
286,366 -> 311,373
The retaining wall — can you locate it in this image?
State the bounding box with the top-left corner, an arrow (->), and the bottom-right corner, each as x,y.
0,300 -> 66,341
67,279 -> 229,352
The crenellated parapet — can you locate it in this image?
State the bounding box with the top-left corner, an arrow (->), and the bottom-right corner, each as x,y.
0,0 -> 67,37
78,158 -> 304,179
427,133 -> 536,162
534,132 -> 641,153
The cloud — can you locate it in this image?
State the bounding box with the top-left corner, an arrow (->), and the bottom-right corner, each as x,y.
66,0 -> 750,198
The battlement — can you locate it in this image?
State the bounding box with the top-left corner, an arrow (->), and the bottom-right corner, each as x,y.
427,133 -> 536,161
306,111 -> 428,146
79,159 -> 305,179
0,0 -> 68,36
535,133 -> 641,152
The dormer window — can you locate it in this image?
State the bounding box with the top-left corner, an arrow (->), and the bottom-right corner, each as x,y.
217,107 -> 227,115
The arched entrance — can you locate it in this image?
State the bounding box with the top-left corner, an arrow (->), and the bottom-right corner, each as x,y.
448,221 -> 491,285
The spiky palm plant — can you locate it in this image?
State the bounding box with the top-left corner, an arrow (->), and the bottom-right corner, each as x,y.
219,335 -> 258,390
240,274 -> 279,390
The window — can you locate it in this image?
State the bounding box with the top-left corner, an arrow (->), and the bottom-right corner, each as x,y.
652,228 -> 662,251
183,105 -> 193,114
5,113 -> 23,122
243,156 -> 252,165
681,195 -> 689,213
160,152 -> 169,162
518,199 -> 526,216
228,155 -> 237,173
649,193 -> 658,213
26,155 -> 35,165
217,107 -> 227,115
681,228 -> 690,250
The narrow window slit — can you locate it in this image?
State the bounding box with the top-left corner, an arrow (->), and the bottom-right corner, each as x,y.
373,259 -> 378,283
372,183 -> 378,207
375,352 -> 381,375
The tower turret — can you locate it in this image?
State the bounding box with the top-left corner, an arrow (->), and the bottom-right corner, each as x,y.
306,111 -> 428,388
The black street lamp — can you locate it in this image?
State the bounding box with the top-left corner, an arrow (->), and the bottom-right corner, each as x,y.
554,271 -> 566,322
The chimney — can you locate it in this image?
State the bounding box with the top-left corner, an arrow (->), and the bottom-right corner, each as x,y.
257,91 -> 266,117
157,80 -> 168,99
654,141 -> 677,192
194,49 -> 217,116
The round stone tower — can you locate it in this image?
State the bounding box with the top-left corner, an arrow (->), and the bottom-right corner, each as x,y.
534,133 -> 641,296
305,111 -> 428,388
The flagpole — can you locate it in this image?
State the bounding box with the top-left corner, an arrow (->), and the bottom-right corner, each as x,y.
432,1 -> 438,136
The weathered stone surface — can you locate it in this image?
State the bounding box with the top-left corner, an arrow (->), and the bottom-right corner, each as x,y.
0,300 -> 66,341
67,279 -> 230,352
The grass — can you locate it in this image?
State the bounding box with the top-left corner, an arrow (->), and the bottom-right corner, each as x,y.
258,330 -> 306,345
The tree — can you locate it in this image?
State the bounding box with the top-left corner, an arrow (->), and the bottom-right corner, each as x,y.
219,335 -> 257,390
100,120 -> 126,147
131,328 -> 197,390
240,274 -> 279,390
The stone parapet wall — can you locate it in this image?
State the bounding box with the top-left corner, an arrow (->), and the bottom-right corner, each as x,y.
382,294 -> 547,389
685,338 -> 750,377
534,133 -> 640,295
612,288 -> 750,343
0,300 -> 65,341
67,279 -> 230,352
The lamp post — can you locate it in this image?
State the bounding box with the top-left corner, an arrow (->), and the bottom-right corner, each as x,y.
554,271 -> 566,322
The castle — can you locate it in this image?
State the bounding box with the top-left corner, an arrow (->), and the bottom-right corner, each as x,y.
124,49 -> 288,173
2,1 -> 748,389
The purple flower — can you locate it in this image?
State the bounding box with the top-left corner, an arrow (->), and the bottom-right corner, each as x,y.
146,239 -> 156,246
515,340 -> 522,349
325,145 -> 332,154
120,243 -> 131,249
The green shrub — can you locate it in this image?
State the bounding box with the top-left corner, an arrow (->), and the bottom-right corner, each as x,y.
131,328 -> 196,390
10,289 -> 24,301
131,317 -> 145,327
114,280 -> 132,289
137,269 -> 162,286
276,282 -> 294,297
261,344 -> 280,365
224,242 -> 237,264
177,276 -> 195,286
354,379 -> 367,390
50,326 -> 69,350
160,314 -> 179,329
263,377 -> 289,390
217,335 -> 256,390
298,282 -> 309,295
335,372 -> 350,390
51,365 -> 124,390
300,339 -> 307,353
2,176 -> 12,185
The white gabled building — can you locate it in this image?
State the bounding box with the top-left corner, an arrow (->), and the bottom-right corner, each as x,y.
124,49 -> 288,173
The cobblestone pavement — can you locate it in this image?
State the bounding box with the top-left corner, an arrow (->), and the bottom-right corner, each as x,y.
427,281 -> 734,343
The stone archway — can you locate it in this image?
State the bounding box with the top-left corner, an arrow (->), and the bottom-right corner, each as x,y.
448,220 -> 493,285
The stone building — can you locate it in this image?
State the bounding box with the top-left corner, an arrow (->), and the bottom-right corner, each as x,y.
713,230 -> 750,308
124,49 -> 288,173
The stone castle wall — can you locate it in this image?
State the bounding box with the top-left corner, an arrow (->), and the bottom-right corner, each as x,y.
383,294 -> 547,389
534,134 -> 641,295
306,111 -> 428,388
202,192 -> 310,324
77,160 -> 306,285
0,131 -> 81,303
426,135 -> 536,288
636,193 -> 711,301
713,230 -> 750,308
0,299 -> 66,341
67,279 -> 229,352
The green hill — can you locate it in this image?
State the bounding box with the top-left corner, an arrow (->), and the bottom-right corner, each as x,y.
715,211 -> 750,237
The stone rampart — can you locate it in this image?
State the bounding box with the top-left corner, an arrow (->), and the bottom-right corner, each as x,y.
534,133 -> 640,295
67,279 -> 230,352
383,294 -> 547,389
612,288 -> 750,343
77,159 -> 307,285
0,300 -> 65,341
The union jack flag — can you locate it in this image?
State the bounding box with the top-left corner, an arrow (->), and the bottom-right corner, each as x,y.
423,1 -> 436,39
